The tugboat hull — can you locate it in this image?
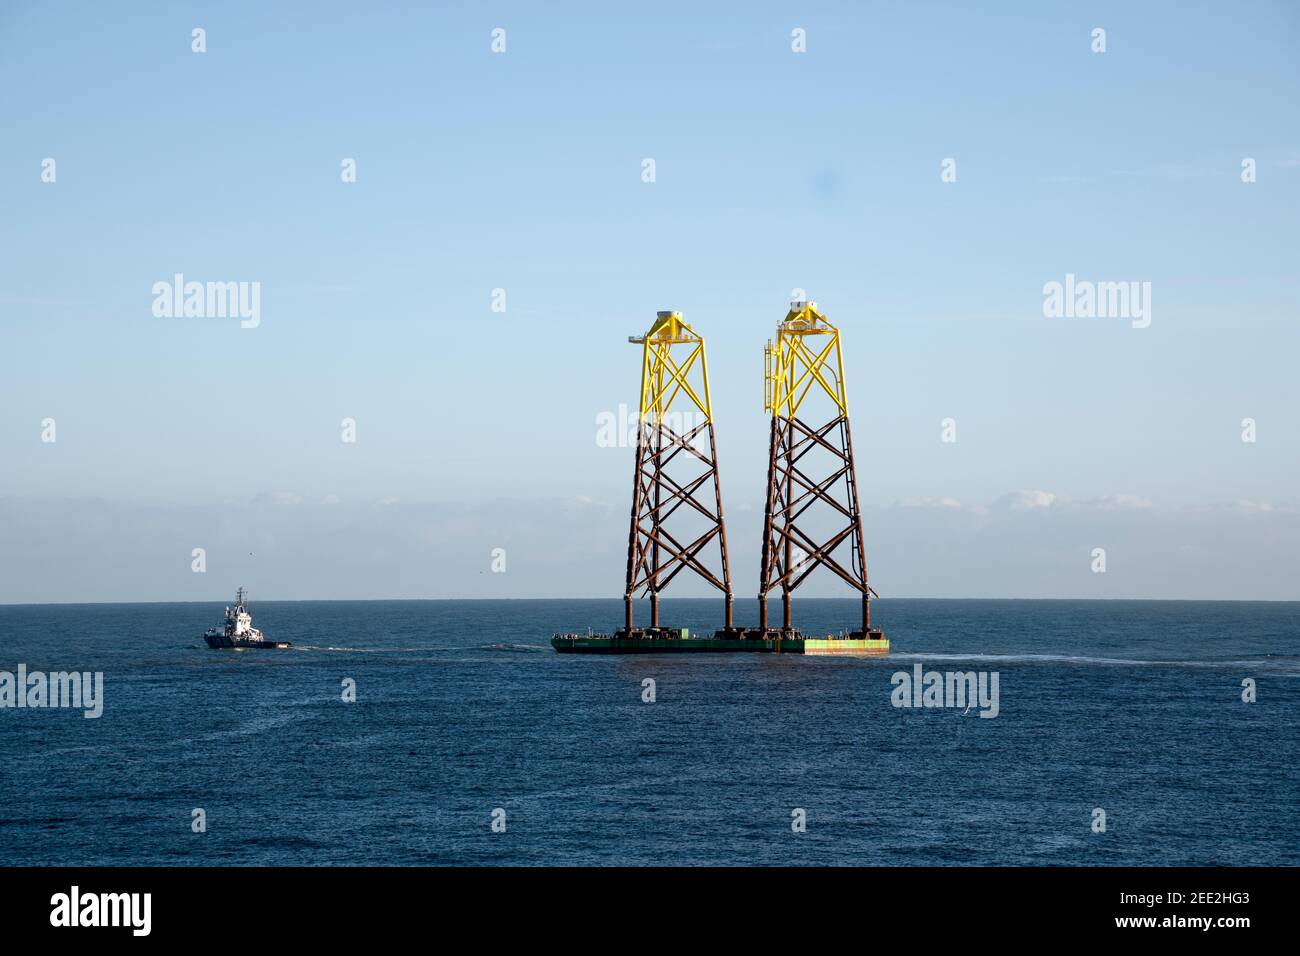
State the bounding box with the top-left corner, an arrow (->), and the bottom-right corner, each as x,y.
204,633 -> 291,649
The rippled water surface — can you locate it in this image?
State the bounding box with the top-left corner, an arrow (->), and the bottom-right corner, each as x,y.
2,598 -> 1297,865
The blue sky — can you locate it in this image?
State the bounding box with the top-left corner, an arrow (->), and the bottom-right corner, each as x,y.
1,1 -> 1297,601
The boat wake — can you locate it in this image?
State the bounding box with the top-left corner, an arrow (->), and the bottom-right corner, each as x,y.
891,652 -> 1300,671
274,644 -> 470,656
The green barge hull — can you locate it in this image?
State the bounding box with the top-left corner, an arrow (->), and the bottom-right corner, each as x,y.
552,627 -> 888,656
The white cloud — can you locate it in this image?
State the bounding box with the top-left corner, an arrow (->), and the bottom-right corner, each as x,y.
897,496 -> 965,510
1083,494 -> 1153,510
1215,500 -> 1297,516
992,490 -> 1056,511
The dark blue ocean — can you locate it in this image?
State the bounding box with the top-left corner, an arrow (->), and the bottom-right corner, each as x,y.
1,599 -> 1297,866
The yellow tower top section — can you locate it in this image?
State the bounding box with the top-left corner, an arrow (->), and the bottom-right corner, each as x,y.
764,301 -> 848,417
630,310 -> 713,424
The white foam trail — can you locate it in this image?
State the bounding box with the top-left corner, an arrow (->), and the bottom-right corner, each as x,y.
291,645 -> 434,653
891,652 -> 1299,670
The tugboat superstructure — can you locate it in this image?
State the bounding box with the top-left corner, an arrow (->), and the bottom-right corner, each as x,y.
203,588 -> 290,649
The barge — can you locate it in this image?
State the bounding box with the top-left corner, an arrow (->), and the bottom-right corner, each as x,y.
552,626 -> 888,655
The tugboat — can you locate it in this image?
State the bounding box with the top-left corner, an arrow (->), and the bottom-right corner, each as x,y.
203,588 -> 290,649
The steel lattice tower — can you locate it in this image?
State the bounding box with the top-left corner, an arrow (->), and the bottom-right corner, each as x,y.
622,311 -> 734,633
758,301 -> 877,635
